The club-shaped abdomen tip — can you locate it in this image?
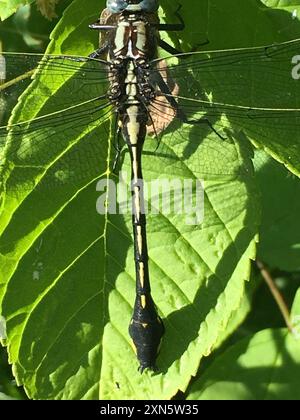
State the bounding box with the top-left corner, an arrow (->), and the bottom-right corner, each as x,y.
129,315 -> 165,373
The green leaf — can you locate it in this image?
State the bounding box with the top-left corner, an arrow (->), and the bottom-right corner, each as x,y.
0,391 -> 18,400
187,328 -> 300,400
0,0 -> 261,399
255,150 -> 300,271
0,347 -> 25,399
291,288 -> 300,338
0,1 -> 73,52
262,0 -> 300,14
163,0 -> 300,49
2,0 -> 300,400
0,0 -> 34,20
211,269 -> 260,350
292,287 -> 300,317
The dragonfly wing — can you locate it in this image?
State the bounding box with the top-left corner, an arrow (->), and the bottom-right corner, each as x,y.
0,53 -> 113,192
147,38 -> 300,176
0,102 -> 114,193
152,38 -> 300,109
0,53 -> 110,123
143,114 -> 252,179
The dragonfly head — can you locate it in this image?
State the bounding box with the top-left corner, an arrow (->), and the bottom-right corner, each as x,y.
106,0 -> 159,14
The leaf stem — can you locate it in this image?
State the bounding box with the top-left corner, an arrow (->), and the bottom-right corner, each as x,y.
256,259 -> 293,332
0,70 -> 36,91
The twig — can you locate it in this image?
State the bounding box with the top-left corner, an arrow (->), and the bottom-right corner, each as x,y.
256,259 -> 293,332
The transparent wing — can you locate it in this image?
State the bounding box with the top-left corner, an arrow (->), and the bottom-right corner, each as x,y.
145,98 -> 299,179
0,101 -> 114,192
145,38 -> 300,177
0,53 -> 113,191
152,38 -> 300,108
0,52 -> 110,121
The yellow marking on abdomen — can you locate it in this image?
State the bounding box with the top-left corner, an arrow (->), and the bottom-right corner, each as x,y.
127,105 -> 139,145
134,188 -> 141,222
125,62 -> 138,99
126,83 -> 137,98
132,147 -> 139,178
131,340 -> 137,354
139,261 -> 144,288
141,294 -> 146,308
137,225 -> 143,255
125,62 -> 136,84
131,146 -> 141,218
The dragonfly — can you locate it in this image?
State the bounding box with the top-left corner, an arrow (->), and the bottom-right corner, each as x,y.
0,0 -> 300,372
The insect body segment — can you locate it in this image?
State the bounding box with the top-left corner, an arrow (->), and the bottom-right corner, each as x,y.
2,0 -> 299,379
91,0 -> 166,371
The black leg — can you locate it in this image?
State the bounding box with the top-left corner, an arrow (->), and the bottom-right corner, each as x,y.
164,92 -> 225,140
171,95 -> 226,140
181,116 -> 226,140
157,4 -> 185,55
156,22 -> 184,31
193,39 -> 210,50
59,55 -> 87,63
157,5 -> 209,55
159,39 -> 183,55
88,43 -> 109,59
89,22 -> 116,30
154,4 -> 185,32
153,71 -> 226,140
112,126 -> 124,173
58,44 -> 109,63
159,37 -> 210,56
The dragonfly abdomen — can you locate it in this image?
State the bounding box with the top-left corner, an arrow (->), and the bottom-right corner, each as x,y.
124,106 -> 164,372
104,12 -> 164,372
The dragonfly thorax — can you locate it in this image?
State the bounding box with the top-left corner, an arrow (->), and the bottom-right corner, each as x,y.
108,58 -> 155,108
108,19 -> 156,61
106,8 -> 157,108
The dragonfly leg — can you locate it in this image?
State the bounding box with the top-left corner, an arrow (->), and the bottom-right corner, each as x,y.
197,39 -> 210,48
59,55 -> 87,63
155,4 -> 185,32
159,37 -> 209,56
156,5 -> 184,55
58,45 -> 108,62
89,22 -> 117,31
157,4 -> 209,55
112,126 -> 124,173
153,69 -> 226,141
89,43 -> 109,59
172,95 -> 226,140
154,5 -> 185,54
157,3 -> 209,49
158,39 -> 183,55
181,115 -> 226,140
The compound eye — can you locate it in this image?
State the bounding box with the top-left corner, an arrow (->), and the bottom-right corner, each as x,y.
139,0 -> 159,12
106,0 -> 128,13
